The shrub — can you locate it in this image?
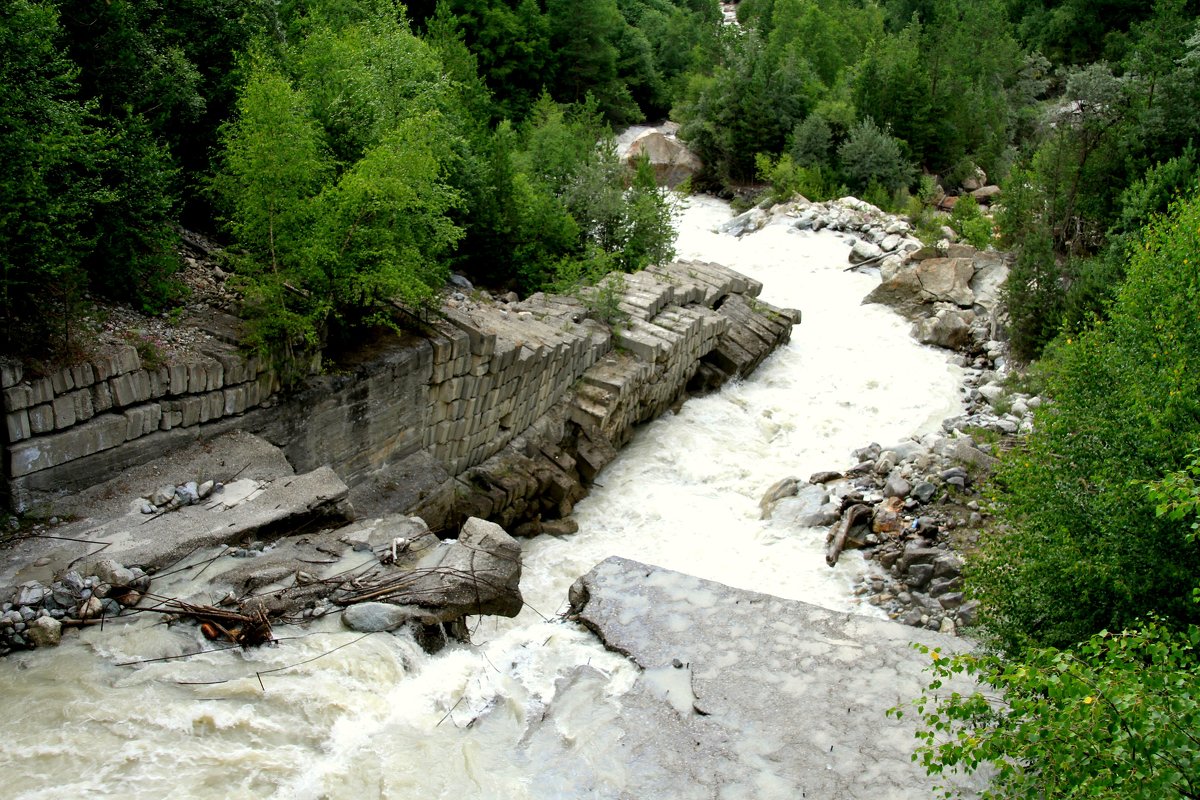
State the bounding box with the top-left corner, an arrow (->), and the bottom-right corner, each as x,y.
789,113 -> 832,168
897,624 -> 1200,800
949,194 -> 993,250
755,152 -> 841,203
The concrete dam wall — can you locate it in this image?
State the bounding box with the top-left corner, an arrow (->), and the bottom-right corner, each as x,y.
3,260 -> 797,532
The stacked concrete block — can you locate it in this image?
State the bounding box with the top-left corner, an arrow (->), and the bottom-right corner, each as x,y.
3,339 -> 278,510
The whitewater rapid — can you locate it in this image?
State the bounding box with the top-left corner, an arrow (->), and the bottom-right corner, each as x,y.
0,196 -> 962,799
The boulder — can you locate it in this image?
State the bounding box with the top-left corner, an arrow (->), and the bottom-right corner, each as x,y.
342,602 -> 425,633
849,240 -> 883,264
961,166 -> 987,192
88,559 -> 136,589
884,474 -> 912,499
15,581 -> 45,607
759,477 -> 800,519
971,185 -> 1001,204
619,129 -> 702,188
773,484 -> 836,527
863,257 -> 975,318
352,517 -> 523,623
25,616 -> 62,647
720,207 -> 768,238
913,308 -> 977,351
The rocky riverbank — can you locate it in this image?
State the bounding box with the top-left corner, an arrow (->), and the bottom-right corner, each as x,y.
742,193 -> 1036,636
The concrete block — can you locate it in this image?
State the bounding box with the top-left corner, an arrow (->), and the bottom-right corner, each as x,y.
148,366 -> 169,398
223,385 -> 247,416
168,364 -> 188,395
91,381 -> 113,413
125,406 -> 149,440
3,385 -> 31,412
180,396 -> 202,427
71,388 -> 94,423
52,394 -> 77,429
28,404 -> 54,434
199,391 -> 224,423
160,408 -> 182,431
109,374 -> 135,408
245,379 -> 261,409
205,359 -> 224,391
28,377 -> 53,405
50,367 -> 75,395
8,413 -> 129,477
187,363 -> 207,394
0,362 -> 22,389
114,345 -> 141,375
70,363 -> 95,389
6,410 -> 30,442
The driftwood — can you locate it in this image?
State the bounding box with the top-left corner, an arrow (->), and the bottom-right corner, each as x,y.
825,503 -> 873,567
140,597 -> 275,648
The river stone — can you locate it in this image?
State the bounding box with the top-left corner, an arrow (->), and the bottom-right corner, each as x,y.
342,602 -> 424,632
911,481 -> 937,504
884,475 -> 912,498
26,616 -> 62,647
150,485 -> 175,506
758,477 -> 800,519
772,484 -> 833,527
90,559 -> 136,588
849,240 -> 883,264
78,596 -> 104,620
15,581 -> 46,607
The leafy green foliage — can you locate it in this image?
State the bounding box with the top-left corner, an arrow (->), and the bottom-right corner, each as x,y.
896,626 -> 1200,800
215,10 -> 463,378
755,153 -> 841,203
974,187 -> 1200,650
948,194 -> 993,250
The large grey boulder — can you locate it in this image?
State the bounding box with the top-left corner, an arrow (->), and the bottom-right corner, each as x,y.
771,483 -> 837,527
338,517 -> 523,624
849,239 -> 883,264
619,129 -> 702,188
720,207 -> 768,238
25,615 -> 62,647
864,257 -> 976,319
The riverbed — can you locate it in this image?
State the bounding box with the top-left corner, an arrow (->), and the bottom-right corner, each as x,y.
0,196 -> 962,799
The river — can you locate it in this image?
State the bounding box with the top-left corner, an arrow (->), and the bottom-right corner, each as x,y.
0,196 -> 962,799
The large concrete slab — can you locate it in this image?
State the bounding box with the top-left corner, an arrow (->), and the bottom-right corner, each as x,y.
567,557 -> 983,799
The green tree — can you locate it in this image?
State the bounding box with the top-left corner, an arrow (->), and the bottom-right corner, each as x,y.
0,0 -> 100,355
837,117 -> 914,193
974,186 -> 1200,650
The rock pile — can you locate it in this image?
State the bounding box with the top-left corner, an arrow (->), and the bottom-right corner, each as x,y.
1,558 -> 149,652
136,478 -> 219,514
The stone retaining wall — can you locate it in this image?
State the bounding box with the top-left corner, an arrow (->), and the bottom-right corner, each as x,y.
4,260 -> 798,518
3,336 -> 278,509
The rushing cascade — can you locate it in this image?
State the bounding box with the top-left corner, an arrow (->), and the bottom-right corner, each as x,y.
0,197 -> 961,799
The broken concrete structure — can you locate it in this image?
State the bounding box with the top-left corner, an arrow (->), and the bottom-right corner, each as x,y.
563,556 -> 985,799
4,261 -> 797,542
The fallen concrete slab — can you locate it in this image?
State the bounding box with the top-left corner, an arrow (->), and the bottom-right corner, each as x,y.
0,432 -> 353,590
565,556 -> 984,799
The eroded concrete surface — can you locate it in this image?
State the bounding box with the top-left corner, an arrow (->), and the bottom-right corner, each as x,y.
563,556 -> 984,799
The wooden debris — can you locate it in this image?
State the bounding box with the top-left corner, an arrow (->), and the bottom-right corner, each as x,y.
826,503 -> 873,567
